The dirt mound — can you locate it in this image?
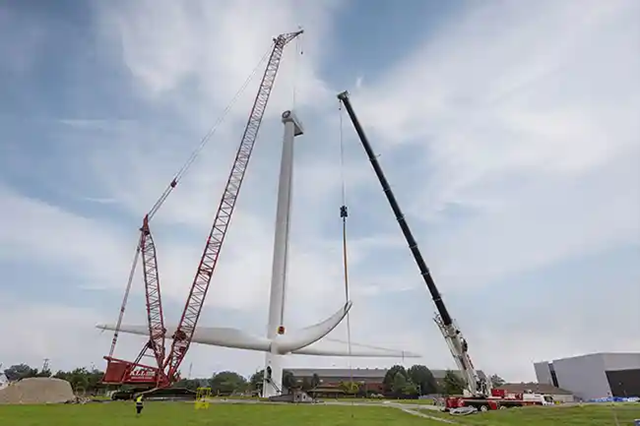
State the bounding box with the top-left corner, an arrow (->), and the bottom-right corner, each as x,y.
0,377 -> 75,404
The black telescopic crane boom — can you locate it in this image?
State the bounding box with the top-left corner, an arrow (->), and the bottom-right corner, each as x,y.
337,90 -> 488,397
337,90 -> 453,326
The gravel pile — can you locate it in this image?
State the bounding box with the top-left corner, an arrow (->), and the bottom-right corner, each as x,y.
0,377 -> 75,404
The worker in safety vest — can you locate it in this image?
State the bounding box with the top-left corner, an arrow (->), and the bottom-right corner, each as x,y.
135,394 -> 144,415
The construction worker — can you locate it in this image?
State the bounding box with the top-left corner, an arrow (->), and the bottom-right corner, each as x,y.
135,394 -> 144,416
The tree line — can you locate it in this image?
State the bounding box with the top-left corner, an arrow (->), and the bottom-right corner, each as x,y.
177,365 -> 506,397
380,365 -> 505,397
2,363 -> 506,397
1,363 -> 253,395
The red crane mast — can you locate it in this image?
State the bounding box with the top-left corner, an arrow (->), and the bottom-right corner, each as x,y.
102,29 -> 303,388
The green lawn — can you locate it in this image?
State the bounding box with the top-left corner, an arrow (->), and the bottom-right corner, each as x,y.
1,401 -> 639,425
0,402 -> 437,426
421,403 -> 640,425
382,399 -> 436,405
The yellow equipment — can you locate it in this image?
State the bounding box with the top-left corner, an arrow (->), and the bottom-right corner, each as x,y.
195,387 -> 211,410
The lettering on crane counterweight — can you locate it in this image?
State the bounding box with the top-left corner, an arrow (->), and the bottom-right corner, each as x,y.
129,368 -> 156,381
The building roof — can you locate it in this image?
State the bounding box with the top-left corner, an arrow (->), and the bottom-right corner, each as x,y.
535,351 -> 640,364
284,368 -> 487,381
443,370 -> 488,381
286,368 -> 387,379
497,382 -> 573,395
309,387 -> 345,394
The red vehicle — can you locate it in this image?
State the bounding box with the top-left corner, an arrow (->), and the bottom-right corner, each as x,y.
445,389 -> 554,412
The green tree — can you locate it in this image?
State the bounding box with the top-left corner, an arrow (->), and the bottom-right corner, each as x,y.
51,367 -> 112,395
85,369 -> 105,392
403,380 -> 419,396
442,370 -> 466,395
36,367 -> 52,378
391,372 -> 408,394
249,369 -> 264,391
489,374 -> 505,388
310,373 -> 321,389
391,372 -> 418,396
383,365 -> 407,393
301,377 -> 313,391
282,370 -> 297,392
209,371 -> 247,395
407,365 -> 438,395
339,381 -> 360,395
53,368 -> 90,393
4,364 -> 39,381
171,378 -> 201,391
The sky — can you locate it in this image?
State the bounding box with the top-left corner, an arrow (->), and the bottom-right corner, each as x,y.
0,0 -> 638,383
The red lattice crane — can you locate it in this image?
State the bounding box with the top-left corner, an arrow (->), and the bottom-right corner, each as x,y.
102,29 -> 303,389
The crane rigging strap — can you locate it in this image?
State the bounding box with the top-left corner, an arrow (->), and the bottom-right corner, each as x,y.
338,100 -> 354,385
107,241 -> 141,358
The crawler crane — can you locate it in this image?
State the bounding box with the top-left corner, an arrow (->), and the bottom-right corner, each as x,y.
101,30 -> 303,389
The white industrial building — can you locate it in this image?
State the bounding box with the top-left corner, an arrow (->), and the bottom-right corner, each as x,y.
534,352 -> 640,401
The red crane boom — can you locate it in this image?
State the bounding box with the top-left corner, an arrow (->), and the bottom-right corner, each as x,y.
140,215 -> 166,373
163,29 -> 303,382
102,29 -> 303,388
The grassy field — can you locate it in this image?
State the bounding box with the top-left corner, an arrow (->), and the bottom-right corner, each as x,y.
218,396 -> 436,405
421,403 -> 640,425
0,401 -> 639,425
0,402 -> 432,426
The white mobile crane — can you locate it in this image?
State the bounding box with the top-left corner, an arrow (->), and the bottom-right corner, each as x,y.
336,91 -> 491,400
337,91 -> 556,412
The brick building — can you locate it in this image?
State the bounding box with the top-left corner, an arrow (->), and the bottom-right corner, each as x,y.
285,368 -> 387,393
284,367 -> 487,394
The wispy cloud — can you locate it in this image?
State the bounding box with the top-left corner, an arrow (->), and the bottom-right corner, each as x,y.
81,197 -> 119,205
350,0 -> 640,286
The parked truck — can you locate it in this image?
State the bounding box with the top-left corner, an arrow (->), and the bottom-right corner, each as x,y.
445,388 -> 554,411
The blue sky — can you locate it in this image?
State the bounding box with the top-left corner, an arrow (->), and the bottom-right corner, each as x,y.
1,0 -> 638,382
